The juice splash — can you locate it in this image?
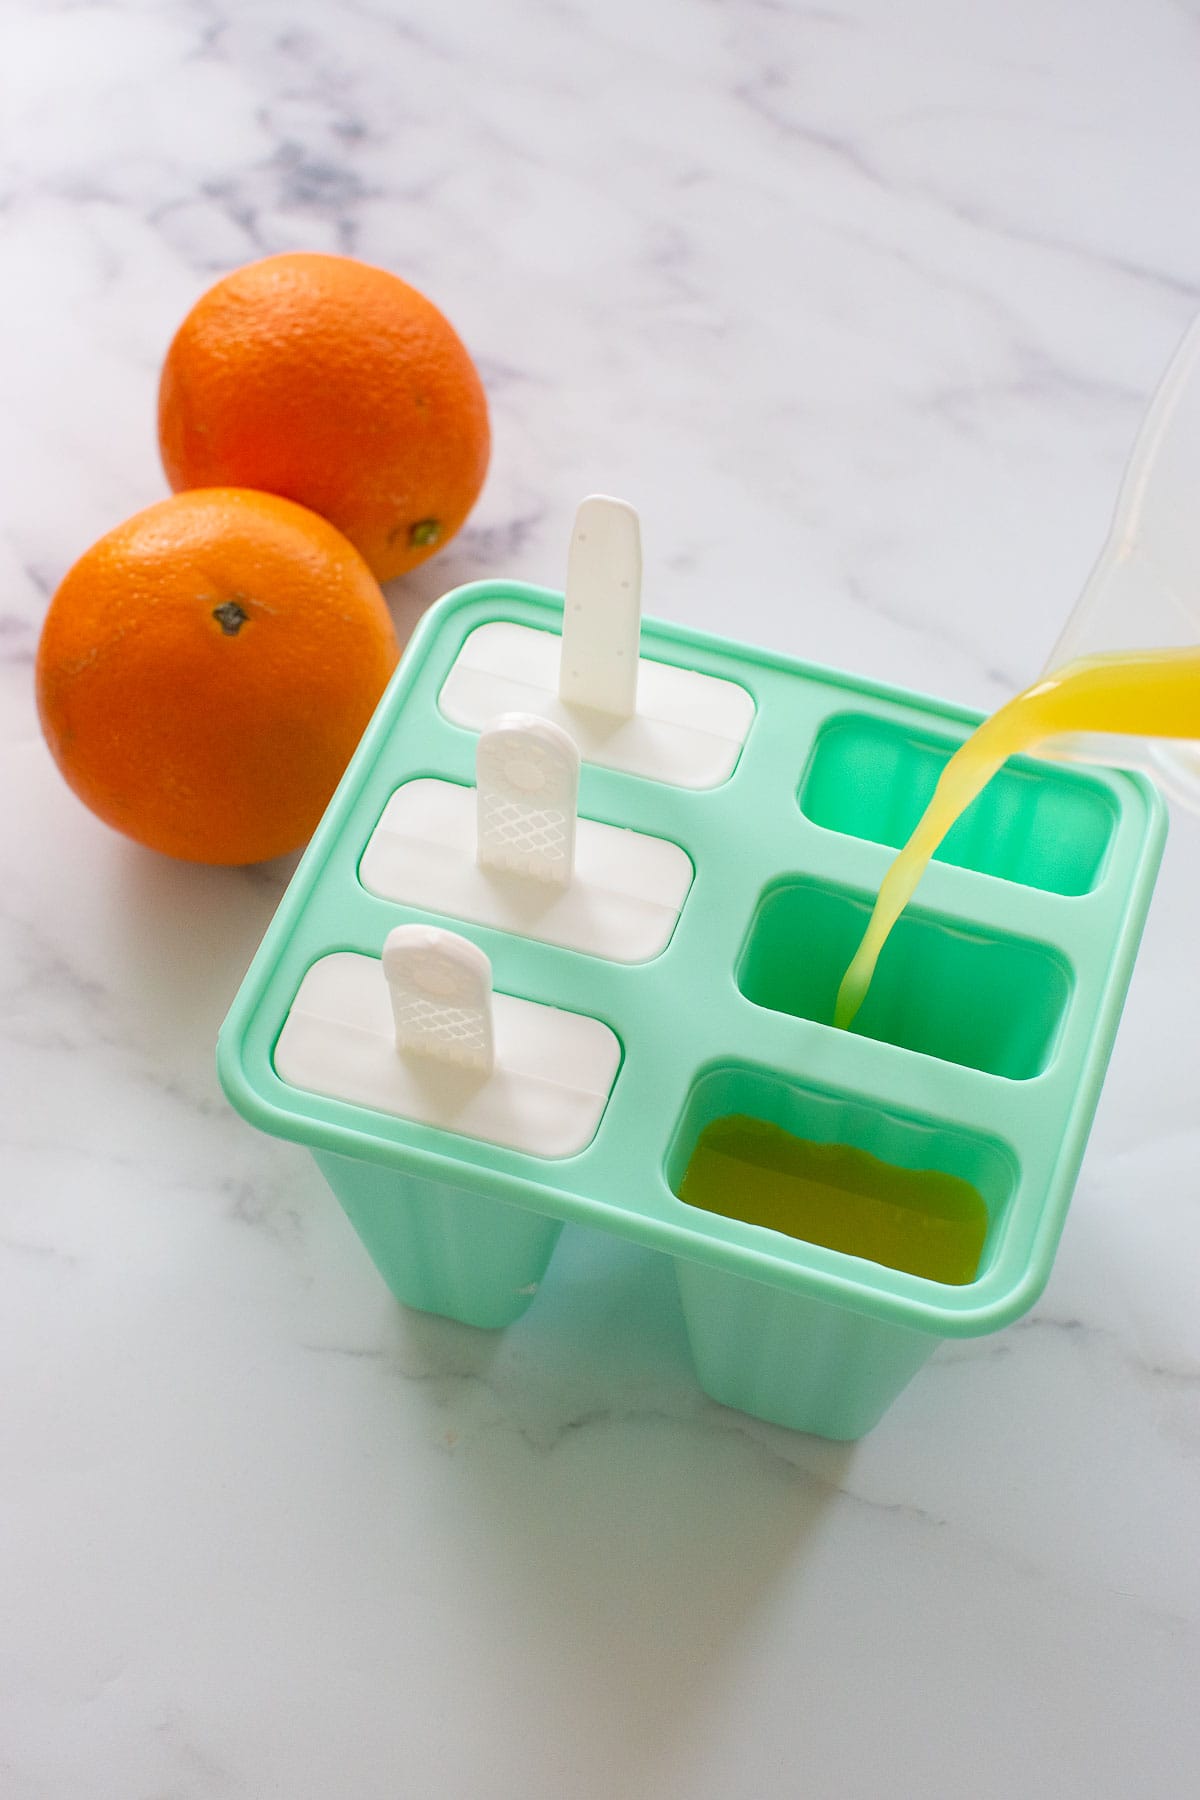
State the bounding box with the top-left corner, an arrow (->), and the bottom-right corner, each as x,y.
678,1115 -> 989,1285
835,647 -> 1200,1030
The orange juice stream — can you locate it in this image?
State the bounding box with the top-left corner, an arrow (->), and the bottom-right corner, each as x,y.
835,647 -> 1200,1031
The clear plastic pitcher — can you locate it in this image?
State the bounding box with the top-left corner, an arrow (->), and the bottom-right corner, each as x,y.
1045,313 -> 1200,808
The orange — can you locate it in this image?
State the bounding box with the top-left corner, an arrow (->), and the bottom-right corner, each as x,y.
157,253 -> 490,583
36,488 -> 400,866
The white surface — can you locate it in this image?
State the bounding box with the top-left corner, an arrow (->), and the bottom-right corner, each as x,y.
276,948 -> 620,1157
3,3 -> 1200,1797
381,924 -> 495,1074
362,777 -> 693,961
560,494 -> 642,716
440,620 -> 756,787
475,712 -> 579,885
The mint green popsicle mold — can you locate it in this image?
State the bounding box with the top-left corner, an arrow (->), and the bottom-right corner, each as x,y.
217,578 -> 1166,1439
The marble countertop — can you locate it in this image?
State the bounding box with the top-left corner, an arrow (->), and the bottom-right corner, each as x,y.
3,2 -> 1199,1795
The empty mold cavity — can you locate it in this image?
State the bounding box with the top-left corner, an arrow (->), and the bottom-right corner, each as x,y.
666,1062 -> 1016,1284
798,713 -> 1117,895
738,877 -> 1071,1080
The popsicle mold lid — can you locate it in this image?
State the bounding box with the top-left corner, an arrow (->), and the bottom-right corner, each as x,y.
216,502 -> 1168,1344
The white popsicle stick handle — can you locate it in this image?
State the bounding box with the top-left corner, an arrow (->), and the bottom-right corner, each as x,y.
476,713 -> 580,885
559,495 -> 642,718
381,925 -> 494,1074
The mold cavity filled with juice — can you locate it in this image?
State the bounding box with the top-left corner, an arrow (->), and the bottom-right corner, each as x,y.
678,1115 -> 989,1285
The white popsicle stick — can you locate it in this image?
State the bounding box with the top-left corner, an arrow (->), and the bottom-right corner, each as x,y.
476,713 -> 580,886
381,925 -> 494,1075
559,495 -> 642,718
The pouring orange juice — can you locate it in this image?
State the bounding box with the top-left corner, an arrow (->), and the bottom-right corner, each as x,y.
682,316 -> 1200,1292
681,316 -> 1200,1296
838,313 -> 1200,1031
835,646 -> 1200,1029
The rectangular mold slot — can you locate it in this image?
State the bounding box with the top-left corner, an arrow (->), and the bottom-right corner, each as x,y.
665,1063 -> 1017,1285
358,778 -> 694,964
438,621 -> 756,789
274,950 -> 623,1159
798,713 -> 1117,895
738,876 -> 1072,1080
